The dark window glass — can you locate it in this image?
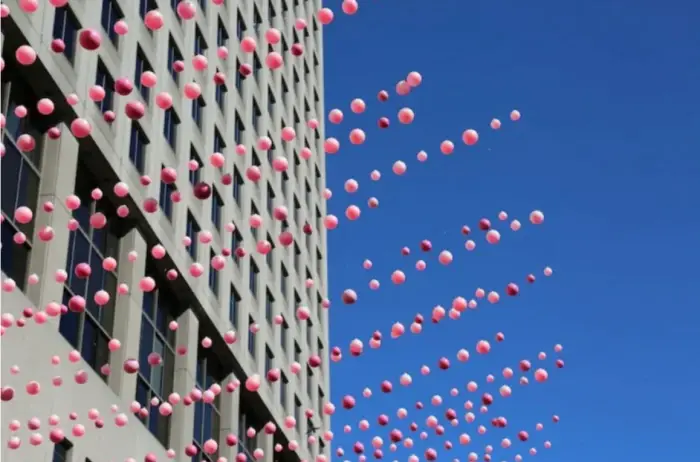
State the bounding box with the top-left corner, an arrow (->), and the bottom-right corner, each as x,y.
95,59 -> 115,113
129,123 -> 148,173
136,271 -> 176,447
101,0 -> 123,46
134,47 -> 153,101
53,6 -> 81,64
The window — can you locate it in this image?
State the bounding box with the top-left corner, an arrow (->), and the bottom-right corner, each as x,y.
101,0 -> 123,46
95,59 -> 115,113
234,113 -> 245,145
268,88 -> 276,118
281,320 -> 288,351
252,151 -> 261,167
53,5 -> 80,64
266,183 -> 275,216
129,123 -> 148,174
315,165 -> 322,192
248,316 -> 256,357
294,243 -> 301,274
163,108 -> 180,150
198,0 -> 207,15
249,260 -> 259,297
192,96 -> 205,130
265,289 -> 274,324
189,147 -> 202,185
280,264 -> 288,299
217,16 -> 229,47
294,396 -> 302,429
265,345 -> 274,373
1,76 -> 45,290
194,25 -> 208,55
186,211 -> 200,260
232,167 -> 243,205
317,338 -> 325,360
305,181 -> 312,211
293,153 -> 300,181
282,0 -> 288,13
209,249 -> 219,296
316,292 -> 324,322
159,166 -> 176,221
293,69 -> 300,94
136,271 -> 176,447
52,438 -> 73,462
168,35 -> 183,84
231,225 -> 242,264
294,290 -> 301,307
170,0 -> 181,21
214,128 -> 226,155
139,0 -> 157,20
267,136 -> 275,165
236,11 -> 246,41
265,233 -> 274,268
252,100 -> 261,133
215,82 -> 227,113
211,189 -> 223,231
316,208 -> 322,238
294,341 -> 301,363
280,372 -> 288,409
238,411 -> 257,459
306,365 -> 313,394
229,286 -> 240,327
281,171 -> 289,200
253,5 -> 263,35
193,355 -> 221,462
307,319 -> 313,347
135,47 -> 153,101
318,387 -> 325,417
282,76 -> 289,97
252,54 -> 262,86
235,58 -> 244,94
58,161 -> 119,377
250,202 -> 259,240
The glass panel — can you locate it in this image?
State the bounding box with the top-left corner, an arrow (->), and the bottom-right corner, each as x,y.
68,232 -> 90,295
139,320 -> 154,380
151,337 -> 165,395
138,317 -> 152,379
58,308 -> 80,349
0,140 -> 20,214
193,401 -> 203,443
142,289 -> 155,318
81,316 -> 97,367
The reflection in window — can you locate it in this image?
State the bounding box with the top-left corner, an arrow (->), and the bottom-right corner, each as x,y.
1,73 -> 46,290
192,354 -> 221,462
136,267 -> 176,447
58,161 -> 120,377
186,212 -> 200,260
53,5 -> 81,64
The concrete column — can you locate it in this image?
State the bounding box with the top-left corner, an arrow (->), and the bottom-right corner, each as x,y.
170,310 -> 200,461
263,429 -> 275,462
218,373 -> 241,456
107,228 -> 148,398
25,124 -> 79,317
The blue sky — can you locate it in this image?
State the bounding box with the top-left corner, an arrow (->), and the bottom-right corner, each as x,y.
321,0 -> 700,460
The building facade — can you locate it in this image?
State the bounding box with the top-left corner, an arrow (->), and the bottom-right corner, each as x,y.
0,1 -> 329,461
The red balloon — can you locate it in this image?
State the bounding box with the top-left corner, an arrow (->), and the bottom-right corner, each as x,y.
193,182 -> 212,200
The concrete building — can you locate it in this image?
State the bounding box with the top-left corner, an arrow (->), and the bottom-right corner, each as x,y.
0,1 -> 329,461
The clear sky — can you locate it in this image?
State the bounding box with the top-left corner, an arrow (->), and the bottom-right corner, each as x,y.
320,0 -> 700,460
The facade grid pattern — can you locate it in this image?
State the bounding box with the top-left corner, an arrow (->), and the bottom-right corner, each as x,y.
0,0 -> 329,461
